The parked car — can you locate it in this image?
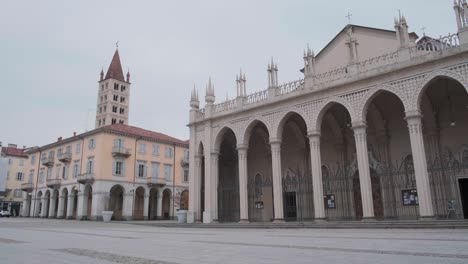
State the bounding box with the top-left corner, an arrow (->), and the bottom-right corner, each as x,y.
0,210 -> 11,217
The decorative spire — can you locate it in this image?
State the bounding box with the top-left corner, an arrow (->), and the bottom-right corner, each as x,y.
205,77 -> 215,104
190,84 -> 199,109
100,68 -> 104,81
104,49 -> 126,82
126,69 -> 131,83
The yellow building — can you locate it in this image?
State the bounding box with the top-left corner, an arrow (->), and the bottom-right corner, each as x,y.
22,124 -> 189,221
0,144 -> 28,216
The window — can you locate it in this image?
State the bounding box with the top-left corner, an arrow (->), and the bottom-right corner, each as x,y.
86,158 -> 94,174
39,170 -> 44,183
55,165 -> 61,179
103,118 -> 106,125
46,168 -> 52,180
119,108 -> 124,114
8,158 -> 12,165
113,95 -> 118,101
99,107 -> 102,113
164,164 -> 172,181
137,161 -> 147,178
62,165 -> 69,180
121,85 -> 126,92
112,118 -> 117,124
103,105 -> 107,112
31,155 -> 36,165
151,162 -> 160,178
28,171 -> 34,183
66,145 -> 72,154
138,143 -> 146,154
114,138 -> 124,149
16,172 -> 23,181
119,120 -> 124,124
100,96 -> 103,102
114,83 -> 119,90
183,150 -> 189,161
113,160 -> 125,176
152,144 -> 160,156
104,95 -> 107,101
183,170 -> 188,182
57,148 -> 62,156
98,120 -> 102,126
120,97 -> 125,103
105,82 -> 108,88
19,159 -> 24,166
14,189 -> 22,198
165,147 -> 173,158
73,161 -> 80,178
88,138 -> 96,149
76,142 -> 81,154
112,106 -> 118,113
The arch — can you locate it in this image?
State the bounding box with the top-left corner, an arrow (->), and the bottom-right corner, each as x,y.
415,70 -> 468,111
360,86 -> 409,121
313,97 -> 355,133
109,184 -> 125,220
214,125 -> 238,151
133,186 -> 146,220
323,113 -> 344,142
197,141 -> 205,156
162,189 -> 172,219
242,118 -> 271,146
276,111 -> 309,140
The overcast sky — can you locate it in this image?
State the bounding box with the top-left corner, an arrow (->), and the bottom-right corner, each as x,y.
0,0 -> 455,148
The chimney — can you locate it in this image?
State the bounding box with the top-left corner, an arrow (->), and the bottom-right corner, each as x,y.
23,146 -> 26,149
73,132 -> 77,136
57,137 -> 62,142
8,143 -> 17,148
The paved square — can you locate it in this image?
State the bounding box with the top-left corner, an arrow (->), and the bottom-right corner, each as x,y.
1,218 -> 468,264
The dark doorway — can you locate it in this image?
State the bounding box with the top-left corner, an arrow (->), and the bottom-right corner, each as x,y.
284,192 -> 297,220
459,178 -> 468,219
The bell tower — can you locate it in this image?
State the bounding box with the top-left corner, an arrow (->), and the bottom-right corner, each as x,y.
95,48 -> 131,128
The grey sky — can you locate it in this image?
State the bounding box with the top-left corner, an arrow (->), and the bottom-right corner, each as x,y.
0,0 -> 454,148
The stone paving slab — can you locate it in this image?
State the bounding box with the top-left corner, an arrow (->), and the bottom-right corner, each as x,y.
1,218 -> 468,264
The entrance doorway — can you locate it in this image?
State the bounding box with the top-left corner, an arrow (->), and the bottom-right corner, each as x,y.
284,192 -> 297,220
459,178 -> 468,219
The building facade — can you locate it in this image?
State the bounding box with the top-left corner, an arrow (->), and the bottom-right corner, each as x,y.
0,144 -> 28,216
22,124 -> 189,220
187,2 -> 468,223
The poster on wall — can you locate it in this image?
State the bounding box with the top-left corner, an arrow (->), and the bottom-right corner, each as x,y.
402,189 -> 419,206
324,194 -> 336,209
255,201 -> 264,209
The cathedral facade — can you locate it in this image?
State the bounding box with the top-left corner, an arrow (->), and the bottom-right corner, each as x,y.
187,2 -> 468,223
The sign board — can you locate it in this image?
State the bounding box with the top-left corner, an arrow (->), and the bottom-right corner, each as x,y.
402,189 -> 419,206
255,201 -> 264,209
324,194 -> 336,209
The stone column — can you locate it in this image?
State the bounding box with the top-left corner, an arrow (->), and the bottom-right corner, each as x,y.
188,155 -> 201,223
405,111 -> 434,218
143,194 -> 150,220
210,152 -> 219,222
48,194 -> 57,218
169,196 -> 174,219
194,155 -> 202,222
41,197 -> 48,218
352,123 -> 375,220
76,192 -> 88,220
31,198 -> 38,217
22,194 -> 30,217
66,194 -> 75,219
237,145 -> 249,223
156,190 -> 163,219
122,192 -> 134,221
57,195 -> 65,218
91,192 -> 107,221
270,139 -> 284,222
308,133 -> 325,220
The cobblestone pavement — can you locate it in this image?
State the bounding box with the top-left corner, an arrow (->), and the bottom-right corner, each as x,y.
1,218 -> 468,264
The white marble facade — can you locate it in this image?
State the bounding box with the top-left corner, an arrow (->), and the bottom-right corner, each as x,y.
187,2 -> 468,223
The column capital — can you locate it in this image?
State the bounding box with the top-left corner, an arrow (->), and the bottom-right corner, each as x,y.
404,110 -> 423,122
236,144 -> 248,151
307,131 -> 321,139
351,120 -> 367,130
210,149 -> 220,156
269,137 -> 281,145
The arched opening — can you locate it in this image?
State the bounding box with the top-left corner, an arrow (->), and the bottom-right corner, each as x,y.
148,187 -> 158,220
84,185 -> 93,220
43,190 -> 50,217
162,189 -> 172,219
35,191 -> 43,217
198,143 -> 205,222
279,113 -> 313,221
62,188 -> 69,218
246,121 -> 273,222
53,189 -> 59,218
420,77 -> 468,219
180,190 -> 189,210
109,185 -> 124,220
364,91 -> 416,219
319,103 -> 356,220
133,186 -> 145,220
71,187 -> 78,219
217,128 -> 240,222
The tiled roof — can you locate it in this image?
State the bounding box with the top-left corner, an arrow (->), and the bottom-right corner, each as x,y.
104,124 -> 189,146
1,147 -> 27,158
104,49 -> 126,82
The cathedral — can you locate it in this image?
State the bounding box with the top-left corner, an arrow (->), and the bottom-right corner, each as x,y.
187,2 -> 468,223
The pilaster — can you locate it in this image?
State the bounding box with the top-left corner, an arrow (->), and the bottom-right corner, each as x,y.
237,145 -> 249,223
211,151 -> 219,222
143,194 -> 150,220
270,139 -> 284,222
91,192 -> 107,221
57,195 -> 65,218
66,194 -> 75,219
308,132 -> 325,220
122,192 -> 134,221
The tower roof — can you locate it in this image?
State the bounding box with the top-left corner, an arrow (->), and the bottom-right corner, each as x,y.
104,49 -> 126,82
